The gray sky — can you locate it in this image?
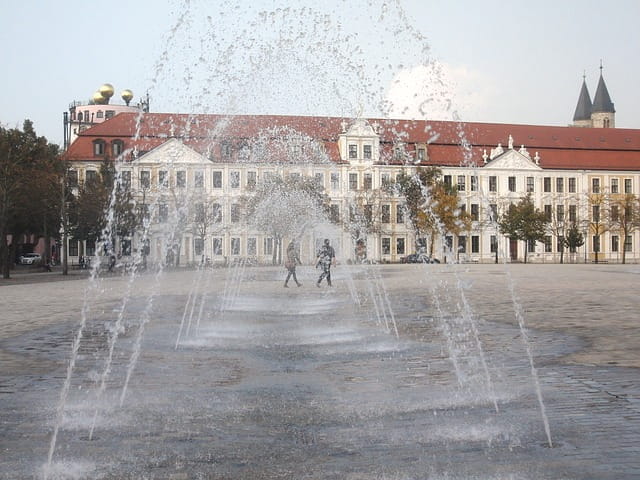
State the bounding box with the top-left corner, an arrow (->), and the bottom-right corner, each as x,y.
1,0 -> 638,146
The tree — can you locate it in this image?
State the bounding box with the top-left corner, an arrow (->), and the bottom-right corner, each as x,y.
563,222 -> 585,263
498,194 -> 548,263
395,167 -> 471,259
608,193 -> 640,264
588,192 -> 609,264
0,121 -> 61,278
191,198 -> 223,264
246,174 -> 329,264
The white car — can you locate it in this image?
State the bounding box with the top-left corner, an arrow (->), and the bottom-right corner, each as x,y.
19,253 -> 41,265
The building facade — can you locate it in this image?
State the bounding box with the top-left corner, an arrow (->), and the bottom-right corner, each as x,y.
62,77 -> 640,266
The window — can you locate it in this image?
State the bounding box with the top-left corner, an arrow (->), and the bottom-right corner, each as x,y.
231,203 -> 241,223
364,204 -> 373,223
382,238 -> 390,255
568,177 -> 577,193
592,205 -> 600,222
231,238 -> 240,255
557,236 -> 564,252
349,173 -> 358,190
194,238 -> 204,256
417,148 -> 425,162
489,204 -> 498,221
544,236 -> 552,253
194,203 -> 206,223
592,178 -> 600,193
331,172 -> 340,190
112,140 -> 124,156
381,173 -> 391,186
611,178 -> 620,193
443,175 -> 452,188
105,110 -> 115,119
544,205 -> 552,221
611,205 -> 619,222
140,171 -> 150,189
489,176 -> 497,192
471,175 -> 478,192
246,171 -> 257,189
624,235 -> 632,252
212,203 -> 222,223
68,170 -> 78,187
329,204 -> 340,223
593,235 -> 600,253
557,205 -> 564,222
543,177 -> 551,193
624,178 -> 632,193
363,144 -> 372,159
611,178 -> 619,193
569,205 -> 577,222
158,170 -> 168,188
396,238 -> 405,255
363,173 -> 372,190
176,170 -> 186,188
120,171 -> 131,188
229,171 -> 240,188
212,237 -> 223,255
381,204 -> 390,223
86,240 -> 95,256
247,237 -> 257,256
527,239 -> 536,253
396,205 -> 404,224
471,235 -> 479,253
264,237 -> 273,255
490,235 -> 498,253
458,236 -> 466,254
158,204 -> 169,223
611,235 -> 619,252
348,144 -> 358,159
508,176 -> 516,192
212,171 -> 222,188
314,172 -> 324,188
96,110 -> 104,119
194,170 -> 204,188
457,175 -> 466,191
221,142 -> 232,158
93,140 -> 105,156
68,239 -> 79,257
86,170 -> 97,183
471,203 -> 479,221
556,177 -> 564,193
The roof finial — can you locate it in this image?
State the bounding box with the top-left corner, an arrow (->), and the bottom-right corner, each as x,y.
600,59 -> 603,74
583,70 -> 586,81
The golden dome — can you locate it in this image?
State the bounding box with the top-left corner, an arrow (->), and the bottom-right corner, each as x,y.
99,83 -> 115,99
121,89 -> 134,103
92,91 -> 107,104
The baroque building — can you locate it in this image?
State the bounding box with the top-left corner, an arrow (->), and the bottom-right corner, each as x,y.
62,76 -> 640,265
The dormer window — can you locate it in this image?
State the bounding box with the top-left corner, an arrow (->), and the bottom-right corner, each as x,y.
112,140 -> 124,156
348,144 -> 358,159
363,145 -> 372,159
93,139 -> 105,156
417,148 -> 426,161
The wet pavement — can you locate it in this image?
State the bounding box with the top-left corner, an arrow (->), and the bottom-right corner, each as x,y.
0,263 -> 639,479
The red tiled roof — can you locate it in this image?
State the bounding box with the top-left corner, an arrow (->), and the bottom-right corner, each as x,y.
64,112 -> 640,171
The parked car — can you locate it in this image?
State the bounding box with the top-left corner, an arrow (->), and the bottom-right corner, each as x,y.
401,253 -> 440,264
18,253 -> 42,265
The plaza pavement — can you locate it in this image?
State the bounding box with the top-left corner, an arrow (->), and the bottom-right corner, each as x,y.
0,263 -> 639,479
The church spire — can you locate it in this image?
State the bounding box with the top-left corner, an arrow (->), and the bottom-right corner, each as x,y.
591,61 -> 615,128
592,62 -> 615,114
572,73 -> 593,125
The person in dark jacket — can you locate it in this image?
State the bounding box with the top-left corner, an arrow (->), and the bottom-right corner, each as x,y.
316,239 -> 335,287
284,240 -> 302,287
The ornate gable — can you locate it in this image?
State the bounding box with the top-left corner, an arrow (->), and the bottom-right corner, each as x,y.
132,138 -> 211,165
484,148 -> 542,171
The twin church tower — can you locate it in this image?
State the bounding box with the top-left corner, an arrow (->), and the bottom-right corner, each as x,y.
572,65 -> 616,128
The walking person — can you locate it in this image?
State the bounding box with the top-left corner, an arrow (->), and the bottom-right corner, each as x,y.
316,238 -> 335,287
284,240 -> 302,287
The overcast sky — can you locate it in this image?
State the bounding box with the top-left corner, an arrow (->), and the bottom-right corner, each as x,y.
1,0 -> 638,146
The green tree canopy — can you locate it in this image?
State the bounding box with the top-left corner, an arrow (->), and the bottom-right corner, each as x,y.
498,194 -> 548,263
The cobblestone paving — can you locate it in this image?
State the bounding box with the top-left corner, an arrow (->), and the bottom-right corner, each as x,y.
0,264 -> 638,479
